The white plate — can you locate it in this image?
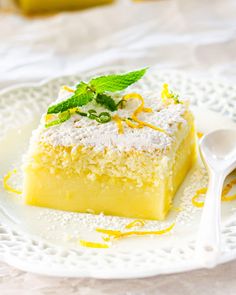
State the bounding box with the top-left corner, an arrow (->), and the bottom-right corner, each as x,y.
0,68 -> 236,278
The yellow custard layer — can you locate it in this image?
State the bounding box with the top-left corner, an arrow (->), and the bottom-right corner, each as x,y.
23,112 -> 196,220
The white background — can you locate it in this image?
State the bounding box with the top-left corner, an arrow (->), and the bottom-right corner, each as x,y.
0,0 -> 236,294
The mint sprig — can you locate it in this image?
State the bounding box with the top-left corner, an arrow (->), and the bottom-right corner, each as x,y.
89,68 -> 147,93
46,68 -> 147,126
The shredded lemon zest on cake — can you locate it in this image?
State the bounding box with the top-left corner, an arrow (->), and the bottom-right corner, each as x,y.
79,240 -> 109,248
123,93 -> 152,118
123,93 -> 145,112
3,169 -> 22,195
197,132 -> 204,139
161,83 -> 172,100
161,83 -> 180,104
122,93 -> 166,133
192,178 -> 236,207
161,83 -> 174,105
142,107 -> 153,113
125,119 -> 142,129
132,116 -> 166,133
62,85 -> 75,93
125,219 -> 146,229
113,115 -> 124,134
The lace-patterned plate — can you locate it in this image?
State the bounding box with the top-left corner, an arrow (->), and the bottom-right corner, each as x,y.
0,67 -> 236,278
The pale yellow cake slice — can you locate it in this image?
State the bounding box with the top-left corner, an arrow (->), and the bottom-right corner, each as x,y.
23,80 -> 196,220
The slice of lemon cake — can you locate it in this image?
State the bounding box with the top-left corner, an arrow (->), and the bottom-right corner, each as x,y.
23,69 -> 196,220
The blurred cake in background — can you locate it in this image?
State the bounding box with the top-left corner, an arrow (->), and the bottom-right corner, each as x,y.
17,0 -> 114,14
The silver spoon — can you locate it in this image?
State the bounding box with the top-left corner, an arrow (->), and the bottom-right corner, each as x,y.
195,129 -> 236,267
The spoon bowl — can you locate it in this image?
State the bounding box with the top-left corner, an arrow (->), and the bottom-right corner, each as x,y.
200,129 -> 236,174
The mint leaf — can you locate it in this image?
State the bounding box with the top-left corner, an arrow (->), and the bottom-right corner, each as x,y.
95,93 -> 117,111
47,83 -> 94,114
47,92 -> 94,114
89,68 -> 147,93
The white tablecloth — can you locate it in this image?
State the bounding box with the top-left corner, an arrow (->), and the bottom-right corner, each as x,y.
0,0 -> 236,294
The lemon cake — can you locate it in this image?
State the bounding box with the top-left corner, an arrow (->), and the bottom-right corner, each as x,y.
23,69 -> 196,220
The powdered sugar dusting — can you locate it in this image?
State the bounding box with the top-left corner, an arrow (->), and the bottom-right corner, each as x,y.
176,165 -> 208,225
38,88 -> 188,152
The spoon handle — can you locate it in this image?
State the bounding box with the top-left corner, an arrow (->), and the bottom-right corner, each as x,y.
195,171 -> 224,267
